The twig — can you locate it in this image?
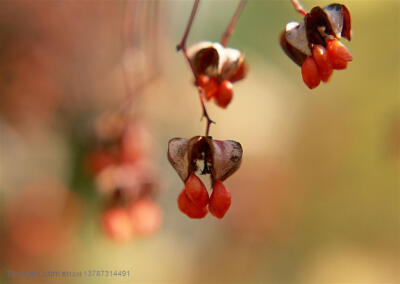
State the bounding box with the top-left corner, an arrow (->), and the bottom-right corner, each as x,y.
221,0 -> 247,47
290,0 -> 307,16
177,0 -> 215,137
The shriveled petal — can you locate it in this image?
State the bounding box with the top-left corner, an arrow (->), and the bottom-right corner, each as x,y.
220,47 -> 245,81
209,139 -> 243,182
167,138 -> 190,182
187,41 -> 225,78
324,4 -> 351,40
285,21 -> 312,56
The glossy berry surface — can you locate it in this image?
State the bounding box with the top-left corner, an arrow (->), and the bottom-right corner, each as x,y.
215,80 -> 234,108
312,45 -> 333,82
326,39 -> 353,70
301,56 -> 321,89
185,173 -> 209,207
178,189 -> 208,219
209,181 -> 231,218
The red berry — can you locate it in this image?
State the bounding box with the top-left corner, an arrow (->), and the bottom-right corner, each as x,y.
215,80 -> 233,108
209,181 -> 231,219
185,173 -> 209,207
312,45 -> 333,83
196,75 -> 219,100
301,56 -> 321,89
128,198 -> 162,237
177,190 -> 208,219
326,39 -> 353,70
102,207 -> 132,242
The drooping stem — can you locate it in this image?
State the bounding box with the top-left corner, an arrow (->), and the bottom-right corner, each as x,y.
197,87 -> 214,137
221,0 -> 247,47
177,0 -> 215,137
290,0 -> 307,16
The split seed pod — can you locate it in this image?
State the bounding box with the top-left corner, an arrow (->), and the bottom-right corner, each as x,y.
281,3 -> 351,66
167,136 -> 243,183
187,41 -> 247,82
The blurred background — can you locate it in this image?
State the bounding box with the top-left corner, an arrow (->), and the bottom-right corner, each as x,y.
0,0 -> 399,283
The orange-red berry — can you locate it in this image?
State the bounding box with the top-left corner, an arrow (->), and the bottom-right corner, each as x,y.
312,45 -> 333,82
215,80 -> 233,108
128,198 -> 162,236
326,39 -> 353,70
209,181 -> 231,219
301,56 -> 321,89
177,189 -> 208,219
102,207 -> 132,242
196,75 -> 219,100
185,173 -> 209,207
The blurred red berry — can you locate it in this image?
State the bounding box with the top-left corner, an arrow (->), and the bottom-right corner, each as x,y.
215,80 -> 234,108
177,189 -> 208,219
209,181 -> 231,218
86,151 -> 117,175
327,39 -> 353,70
102,207 -> 132,242
184,173 -> 209,207
301,57 -> 321,89
312,45 -> 333,82
128,198 -> 162,237
197,75 -> 219,100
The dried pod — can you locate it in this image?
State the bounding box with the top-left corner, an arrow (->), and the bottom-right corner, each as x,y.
167,136 -> 243,183
281,21 -> 310,66
305,4 -> 351,46
187,41 -> 246,82
209,139 -> 242,181
167,137 -> 190,182
280,3 -> 351,66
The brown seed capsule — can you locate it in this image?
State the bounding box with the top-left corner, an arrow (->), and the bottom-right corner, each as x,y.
167,136 -> 243,183
187,41 -> 247,82
280,3 -> 352,66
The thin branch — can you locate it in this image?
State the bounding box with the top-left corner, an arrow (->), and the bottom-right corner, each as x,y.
197,87 -> 214,137
221,0 -> 247,47
290,0 -> 307,16
177,0 -> 215,137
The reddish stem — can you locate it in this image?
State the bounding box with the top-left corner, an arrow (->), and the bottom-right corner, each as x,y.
290,0 -> 307,16
221,0 -> 247,47
177,0 -> 215,137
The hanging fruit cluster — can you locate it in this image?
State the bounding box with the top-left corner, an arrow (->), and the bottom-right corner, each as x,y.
188,41 -> 248,108
86,114 -> 162,241
168,136 -> 242,218
280,3 -> 352,89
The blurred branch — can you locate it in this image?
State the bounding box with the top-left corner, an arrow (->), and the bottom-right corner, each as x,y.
221,0 -> 247,47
